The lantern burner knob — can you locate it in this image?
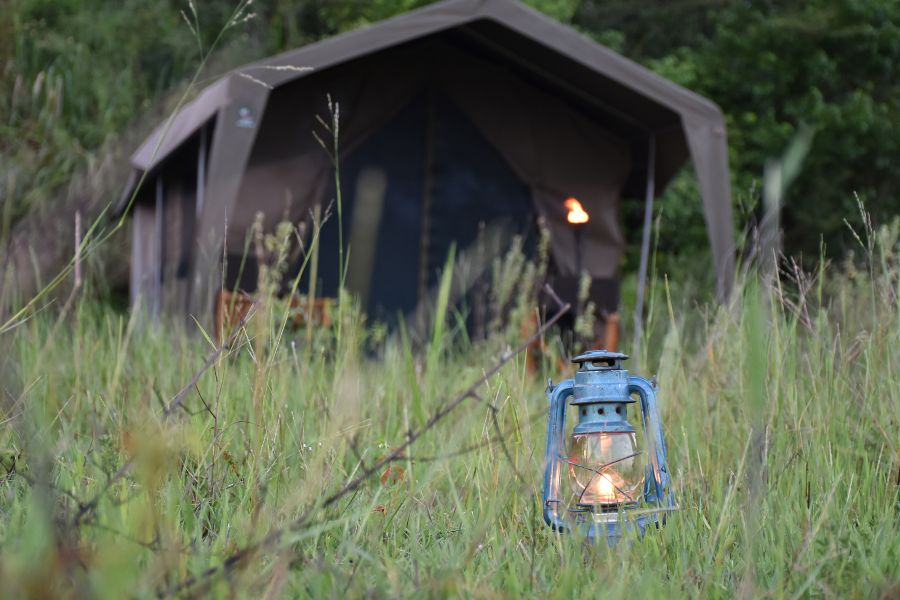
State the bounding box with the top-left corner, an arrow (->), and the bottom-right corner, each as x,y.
571,349 -> 628,371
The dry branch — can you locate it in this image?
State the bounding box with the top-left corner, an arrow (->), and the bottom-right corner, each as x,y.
69,306 -> 256,528
162,293 -> 570,597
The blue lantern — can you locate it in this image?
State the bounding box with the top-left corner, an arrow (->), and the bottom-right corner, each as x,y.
542,350 -> 675,540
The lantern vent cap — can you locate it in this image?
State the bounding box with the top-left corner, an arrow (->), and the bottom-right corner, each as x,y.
572,350 -> 628,370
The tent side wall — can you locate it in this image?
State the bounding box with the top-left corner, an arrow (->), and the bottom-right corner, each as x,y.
129,174 -> 199,321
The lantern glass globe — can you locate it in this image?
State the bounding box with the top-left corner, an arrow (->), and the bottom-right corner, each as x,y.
569,432 -> 644,509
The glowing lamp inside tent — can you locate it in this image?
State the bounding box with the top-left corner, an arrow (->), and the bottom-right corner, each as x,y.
565,198 -> 590,224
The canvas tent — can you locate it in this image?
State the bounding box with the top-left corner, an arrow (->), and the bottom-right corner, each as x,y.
119,0 -> 734,331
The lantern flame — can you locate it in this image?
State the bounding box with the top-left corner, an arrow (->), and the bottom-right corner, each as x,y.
565,197 -> 589,224
589,469 -> 626,504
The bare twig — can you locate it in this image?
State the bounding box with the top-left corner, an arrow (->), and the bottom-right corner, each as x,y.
164,308 -> 255,418
74,211 -> 82,289
69,458 -> 137,528
40,213 -> 85,350
6,458 -> 85,509
69,306 -> 256,528
466,389 -> 526,482
161,298 -> 571,597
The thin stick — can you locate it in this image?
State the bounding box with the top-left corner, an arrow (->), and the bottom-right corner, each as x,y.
162,298 -> 571,597
70,306 -> 256,527
40,212 -> 85,353
74,211 -> 82,289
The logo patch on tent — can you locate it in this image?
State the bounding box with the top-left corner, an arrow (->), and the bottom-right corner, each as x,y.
236,106 -> 256,129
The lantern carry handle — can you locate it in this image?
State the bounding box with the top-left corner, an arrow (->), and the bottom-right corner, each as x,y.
627,376 -> 672,505
542,379 -> 574,533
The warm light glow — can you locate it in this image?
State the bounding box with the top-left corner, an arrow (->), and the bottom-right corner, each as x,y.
565,197 -> 590,224
569,431 -> 643,507
589,470 -> 627,504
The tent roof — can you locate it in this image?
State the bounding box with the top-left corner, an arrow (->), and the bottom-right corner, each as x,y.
130,0 -> 725,174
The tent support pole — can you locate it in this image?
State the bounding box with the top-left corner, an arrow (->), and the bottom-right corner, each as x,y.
633,134 -> 655,362
184,125 -> 207,316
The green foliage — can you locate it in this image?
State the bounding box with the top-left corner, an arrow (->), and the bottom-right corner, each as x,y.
691,1 -> 899,262
579,0 -> 900,273
0,0 -> 257,227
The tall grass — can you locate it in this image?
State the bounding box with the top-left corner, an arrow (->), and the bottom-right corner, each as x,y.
1,210 -> 898,597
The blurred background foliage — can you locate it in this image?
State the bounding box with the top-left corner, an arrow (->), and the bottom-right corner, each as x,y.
1,0 -> 898,287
